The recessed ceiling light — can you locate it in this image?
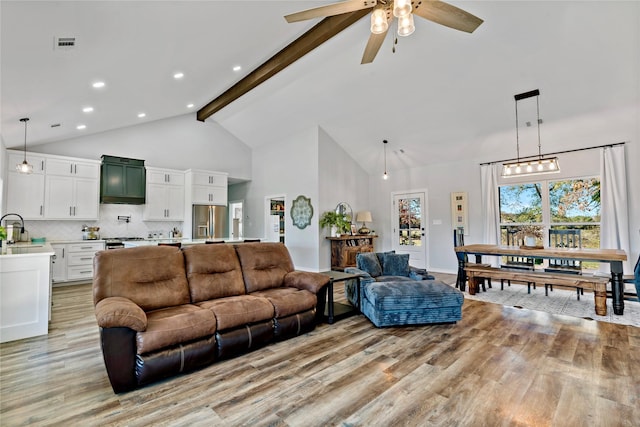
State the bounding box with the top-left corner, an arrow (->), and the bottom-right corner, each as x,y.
76,124 -> 86,130
232,65 -> 242,72
173,72 -> 184,79
187,103 -> 194,109
92,81 -> 105,88
137,113 -> 146,118
82,106 -> 94,113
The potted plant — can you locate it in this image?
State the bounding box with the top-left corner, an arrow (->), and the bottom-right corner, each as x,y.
0,226 -> 6,251
517,225 -> 544,247
319,211 -> 351,237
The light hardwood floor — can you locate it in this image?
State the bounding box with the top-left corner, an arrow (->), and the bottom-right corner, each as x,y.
1,279 -> 638,426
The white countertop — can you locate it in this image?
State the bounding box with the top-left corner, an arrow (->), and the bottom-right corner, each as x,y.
0,242 -> 55,258
123,238 -> 266,247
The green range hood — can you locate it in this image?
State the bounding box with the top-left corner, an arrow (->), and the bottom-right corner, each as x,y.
100,155 -> 146,204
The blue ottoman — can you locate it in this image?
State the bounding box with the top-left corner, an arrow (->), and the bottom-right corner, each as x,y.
360,280 -> 464,327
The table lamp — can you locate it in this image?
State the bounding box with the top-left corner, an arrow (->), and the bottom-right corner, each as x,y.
356,211 -> 372,234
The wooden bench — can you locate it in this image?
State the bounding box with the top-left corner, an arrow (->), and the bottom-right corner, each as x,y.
464,264 -> 610,316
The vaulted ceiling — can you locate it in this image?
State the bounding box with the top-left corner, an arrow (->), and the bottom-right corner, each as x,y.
2,1 -> 638,173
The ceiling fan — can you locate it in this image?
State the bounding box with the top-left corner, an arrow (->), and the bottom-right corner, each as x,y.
285,0 -> 484,64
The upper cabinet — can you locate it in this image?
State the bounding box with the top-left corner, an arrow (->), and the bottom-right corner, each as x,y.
100,155 -> 146,204
186,170 -> 228,205
44,156 -> 100,220
47,158 -> 98,178
143,167 -> 185,221
6,150 -> 100,220
6,152 -> 47,219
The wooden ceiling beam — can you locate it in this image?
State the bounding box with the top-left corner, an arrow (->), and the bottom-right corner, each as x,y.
196,9 -> 370,122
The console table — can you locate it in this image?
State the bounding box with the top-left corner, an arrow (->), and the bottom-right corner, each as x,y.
327,235 -> 377,271
455,244 -> 627,315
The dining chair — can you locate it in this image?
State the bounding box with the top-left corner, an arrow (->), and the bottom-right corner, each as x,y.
545,229 -> 583,299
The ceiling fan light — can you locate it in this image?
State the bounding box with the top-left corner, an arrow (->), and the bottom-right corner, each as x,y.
370,8 -> 388,34
397,13 -> 415,37
393,0 -> 412,18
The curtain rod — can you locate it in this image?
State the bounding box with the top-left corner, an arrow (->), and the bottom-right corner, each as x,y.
480,142 -> 626,166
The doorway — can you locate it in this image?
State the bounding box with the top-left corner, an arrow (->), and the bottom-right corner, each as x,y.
265,195 -> 286,243
228,200 -> 243,239
392,191 -> 428,269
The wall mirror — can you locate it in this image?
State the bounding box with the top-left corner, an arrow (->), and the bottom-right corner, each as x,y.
335,202 -> 353,223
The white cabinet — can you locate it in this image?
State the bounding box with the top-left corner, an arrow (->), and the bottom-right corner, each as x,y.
5,151 -> 47,219
51,241 -> 104,283
5,151 -> 100,220
51,244 -> 67,282
143,167 -> 185,221
7,151 -> 46,174
46,158 -> 97,178
45,175 -> 99,220
146,168 -> 185,186
6,172 -> 46,219
188,170 -> 228,205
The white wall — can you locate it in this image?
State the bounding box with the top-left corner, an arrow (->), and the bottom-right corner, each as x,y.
234,127 -> 320,271
370,105 -> 640,274
26,114 -> 252,180
318,127 -> 370,270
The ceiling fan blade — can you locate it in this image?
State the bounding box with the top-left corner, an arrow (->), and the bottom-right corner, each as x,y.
361,29 -> 389,64
412,0 -> 483,33
285,0 -> 377,23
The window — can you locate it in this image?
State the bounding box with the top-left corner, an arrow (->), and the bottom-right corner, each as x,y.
499,177 -> 601,268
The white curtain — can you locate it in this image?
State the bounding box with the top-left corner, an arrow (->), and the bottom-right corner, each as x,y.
480,163 -> 500,266
600,144 -> 631,273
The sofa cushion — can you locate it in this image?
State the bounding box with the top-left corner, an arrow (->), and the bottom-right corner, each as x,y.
136,304 -> 217,354
94,246 -> 190,311
234,243 -> 294,293
251,288 -> 317,318
356,252 -> 383,277
382,253 -> 410,277
183,244 -> 246,302
197,295 -> 275,330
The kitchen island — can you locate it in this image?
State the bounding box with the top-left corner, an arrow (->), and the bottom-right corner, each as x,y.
122,237 -> 266,248
0,243 -> 55,343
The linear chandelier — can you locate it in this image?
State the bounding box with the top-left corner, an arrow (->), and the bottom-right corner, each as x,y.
502,89 -> 560,178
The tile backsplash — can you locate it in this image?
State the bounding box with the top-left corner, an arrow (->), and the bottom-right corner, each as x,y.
22,204 -> 182,241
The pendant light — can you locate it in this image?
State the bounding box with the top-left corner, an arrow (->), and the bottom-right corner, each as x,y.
502,90 -> 560,177
16,118 -> 33,174
382,139 -> 389,180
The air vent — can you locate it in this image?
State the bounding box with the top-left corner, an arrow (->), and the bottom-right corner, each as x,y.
54,36 -> 76,50
50,123 -> 61,128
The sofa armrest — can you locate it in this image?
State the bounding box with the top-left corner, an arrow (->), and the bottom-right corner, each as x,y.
344,267 -> 374,286
284,271 -> 330,294
95,297 -> 147,331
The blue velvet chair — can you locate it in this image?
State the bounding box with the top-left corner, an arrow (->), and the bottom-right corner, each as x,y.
344,251 -> 464,327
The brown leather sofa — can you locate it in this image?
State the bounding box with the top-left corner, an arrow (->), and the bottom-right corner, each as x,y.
93,242 -> 329,393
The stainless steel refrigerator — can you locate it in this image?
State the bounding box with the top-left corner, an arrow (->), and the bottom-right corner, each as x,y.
192,205 -> 227,239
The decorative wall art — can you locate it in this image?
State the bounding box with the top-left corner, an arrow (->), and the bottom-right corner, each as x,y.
450,192 -> 468,234
290,195 -> 313,229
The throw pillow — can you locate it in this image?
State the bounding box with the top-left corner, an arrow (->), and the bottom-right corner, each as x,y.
376,250 -> 395,267
356,252 -> 383,277
383,253 -> 410,277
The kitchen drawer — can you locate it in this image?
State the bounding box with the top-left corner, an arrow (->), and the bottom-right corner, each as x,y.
67,242 -> 104,253
67,265 -> 95,281
67,252 -> 96,266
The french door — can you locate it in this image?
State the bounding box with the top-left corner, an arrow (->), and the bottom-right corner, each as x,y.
392,191 -> 427,269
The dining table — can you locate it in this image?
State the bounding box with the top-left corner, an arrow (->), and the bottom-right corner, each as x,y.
455,244 -> 628,315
